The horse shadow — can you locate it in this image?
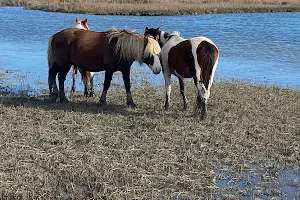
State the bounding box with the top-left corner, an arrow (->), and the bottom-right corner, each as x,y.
0,94 -> 160,118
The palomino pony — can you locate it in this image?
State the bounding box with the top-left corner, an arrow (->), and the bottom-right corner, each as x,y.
144,27 -> 219,120
48,28 -> 162,107
71,17 -> 96,97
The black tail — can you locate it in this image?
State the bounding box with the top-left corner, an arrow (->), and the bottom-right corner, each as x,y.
202,41 -> 216,89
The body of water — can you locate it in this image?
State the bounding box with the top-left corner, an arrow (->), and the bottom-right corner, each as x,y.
0,7 -> 300,95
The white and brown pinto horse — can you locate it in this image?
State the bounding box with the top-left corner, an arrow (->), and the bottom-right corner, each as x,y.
48,28 -> 162,106
70,17 -> 96,97
145,27 -> 219,120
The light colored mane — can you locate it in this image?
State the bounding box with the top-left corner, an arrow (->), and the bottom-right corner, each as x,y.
143,37 -> 161,61
105,27 -> 118,33
107,29 -> 161,64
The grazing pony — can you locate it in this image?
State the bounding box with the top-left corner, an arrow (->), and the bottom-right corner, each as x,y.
71,17 -> 96,97
144,27 -> 219,120
48,28 -> 162,107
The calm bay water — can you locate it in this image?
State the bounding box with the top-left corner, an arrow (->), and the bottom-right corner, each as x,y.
0,7 -> 300,94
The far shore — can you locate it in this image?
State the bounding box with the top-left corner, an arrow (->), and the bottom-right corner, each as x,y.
1,0 -> 300,15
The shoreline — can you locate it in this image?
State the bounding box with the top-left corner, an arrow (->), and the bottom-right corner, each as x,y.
1,1 -> 300,16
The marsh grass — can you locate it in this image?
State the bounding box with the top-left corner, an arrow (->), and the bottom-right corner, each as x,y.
1,0 -> 300,15
0,82 -> 299,199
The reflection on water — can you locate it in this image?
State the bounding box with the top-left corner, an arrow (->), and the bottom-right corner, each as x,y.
214,163 -> 300,199
0,7 -> 300,95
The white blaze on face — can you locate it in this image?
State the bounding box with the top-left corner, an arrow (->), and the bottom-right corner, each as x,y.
150,54 -> 162,74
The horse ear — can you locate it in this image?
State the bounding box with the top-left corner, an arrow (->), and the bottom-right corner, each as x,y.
76,17 -> 80,22
145,27 -> 149,31
83,19 -> 88,24
156,27 -> 160,30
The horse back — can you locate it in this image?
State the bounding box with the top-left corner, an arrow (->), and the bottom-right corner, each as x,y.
168,40 -> 193,78
50,28 -> 114,71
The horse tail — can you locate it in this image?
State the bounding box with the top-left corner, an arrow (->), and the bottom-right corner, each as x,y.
87,72 -> 95,81
203,41 -> 217,88
197,40 -> 219,99
82,71 -> 95,83
47,35 -> 54,69
80,69 -> 87,85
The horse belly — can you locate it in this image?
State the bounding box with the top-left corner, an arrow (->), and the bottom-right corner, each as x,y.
174,66 -> 192,78
168,51 -> 192,78
167,40 -> 193,78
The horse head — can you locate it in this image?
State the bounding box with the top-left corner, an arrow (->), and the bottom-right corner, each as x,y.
144,27 -> 181,47
144,27 -> 164,47
143,36 -> 162,75
73,17 -> 89,30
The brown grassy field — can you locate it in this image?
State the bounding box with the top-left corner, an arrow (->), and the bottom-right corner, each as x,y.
0,81 -> 299,199
1,0 -> 300,15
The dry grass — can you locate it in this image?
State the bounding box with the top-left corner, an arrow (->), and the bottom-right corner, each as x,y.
0,0 -> 300,15
0,82 -> 299,199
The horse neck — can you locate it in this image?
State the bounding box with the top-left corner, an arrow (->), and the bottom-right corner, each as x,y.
171,35 -> 185,42
165,35 -> 186,46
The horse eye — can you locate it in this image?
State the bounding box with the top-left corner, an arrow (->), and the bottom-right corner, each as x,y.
144,55 -> 154,65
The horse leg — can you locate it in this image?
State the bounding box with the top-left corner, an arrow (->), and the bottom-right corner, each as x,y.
71,66 -> 77,93
48,65 -> 59,102
197,84 -> 207,120
121,67 -> 136,108
89,75 -> 95,97
163,70 -> 172,111
178,77 -> 188,110
80,69 -> 89,97
99,70 -> 113,106
58,66 -> 71,103
190,66 -> 207,120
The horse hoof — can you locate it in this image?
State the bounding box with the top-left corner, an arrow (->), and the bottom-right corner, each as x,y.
99,100 -> 107,106
60,98 -> 70,104
164,105 -> 169,111
183,105 -> 187,110
49,94 -> 58,102
200,113 -> 206,120
89,92 -> 94,97
127,101 -> 137,108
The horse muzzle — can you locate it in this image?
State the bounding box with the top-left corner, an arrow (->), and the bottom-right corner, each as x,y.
152,67 -> 161,75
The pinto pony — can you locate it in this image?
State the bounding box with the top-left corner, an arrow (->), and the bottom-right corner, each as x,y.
48,28 -> 162,107
71,17 -> 96,97
145,27 -> 219,120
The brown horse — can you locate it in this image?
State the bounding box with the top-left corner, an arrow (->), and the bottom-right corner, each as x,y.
71,17 -> 96,97
48,28 -> 162,107
144,27 -> 219,120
